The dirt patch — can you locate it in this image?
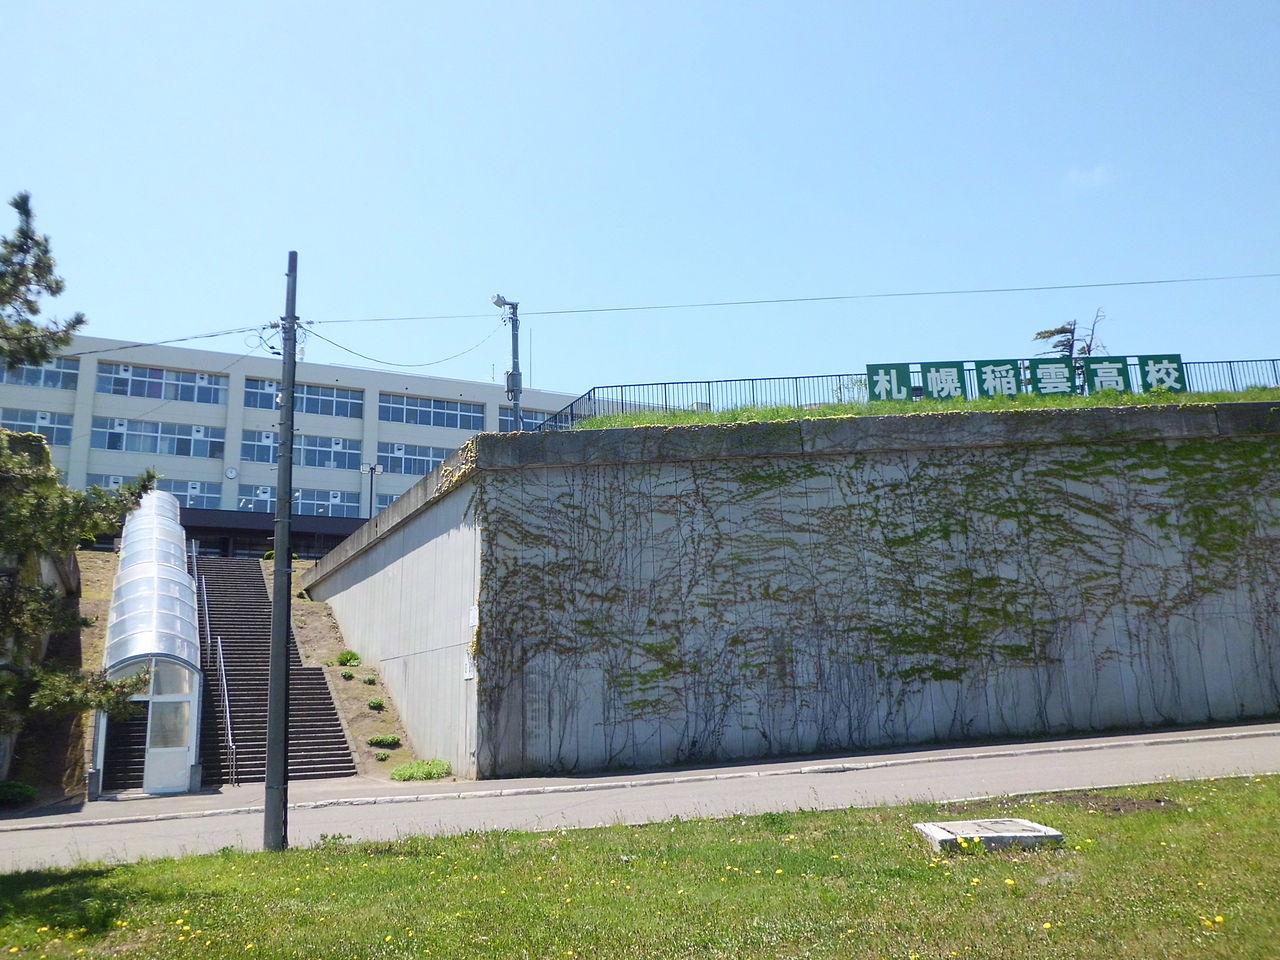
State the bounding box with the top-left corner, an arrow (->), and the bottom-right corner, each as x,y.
942,791 -> 1175,817
273,561 -> 425,780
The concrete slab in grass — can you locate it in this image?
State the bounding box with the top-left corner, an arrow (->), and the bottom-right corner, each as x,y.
913,818 -> 1064,852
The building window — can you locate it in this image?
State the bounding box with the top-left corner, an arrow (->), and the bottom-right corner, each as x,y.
96,362 -> 227,404
375,493 -> 399,514
237,484 -> 276,512
244,379 -> 364,418
87,474 -> 221,509
1,357 -> 79,390
239,431 -> 362,469
376,441 -> 454,476
236,484 -> 360,517
1,408 -> 73,446
90,418 -> 225,458
377,393 -> 485,430
240,429 -> 279,463
499,406 -> 571,432
295,488 -> 361,517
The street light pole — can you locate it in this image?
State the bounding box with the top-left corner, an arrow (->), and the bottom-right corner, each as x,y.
360,462 -> 384,519
492,294 -> 522,430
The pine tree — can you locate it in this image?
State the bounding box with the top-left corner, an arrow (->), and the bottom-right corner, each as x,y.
0,194 -> 151,765
0,192 -> 86,368
1033,307 -> 1108,358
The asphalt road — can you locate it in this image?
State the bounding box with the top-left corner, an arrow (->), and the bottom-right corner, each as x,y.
2,722 -> 1277,872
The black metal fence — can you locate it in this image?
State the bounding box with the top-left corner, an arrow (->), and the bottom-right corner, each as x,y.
536,358 -> 1280,430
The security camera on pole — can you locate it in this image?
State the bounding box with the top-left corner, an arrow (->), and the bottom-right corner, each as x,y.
492,294 -> 522,430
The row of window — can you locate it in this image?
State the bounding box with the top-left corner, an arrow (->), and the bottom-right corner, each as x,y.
244,379 -> 365,417
379,393 -> 486,430
2,358 -> 80,390
1,407 -> 73,446
498,406 -> 572,431
236,485 -> 362,517
86,475 -> 223,509
4,361 -> 566,434
5,405 -> 555,467
91,418 -> 226,458
97,363 -> 228,404
241,432 -> 364,469
87,473 -> 369,517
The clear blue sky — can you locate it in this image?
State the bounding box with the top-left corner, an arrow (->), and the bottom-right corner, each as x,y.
9,1 -> 1278,395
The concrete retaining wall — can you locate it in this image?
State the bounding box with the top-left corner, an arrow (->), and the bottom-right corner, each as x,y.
305,402 -> 1280,778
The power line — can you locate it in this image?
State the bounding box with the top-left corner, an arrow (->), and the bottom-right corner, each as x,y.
307,271 -> 1280,326
61,325 -> 268,357
303,325 -> 504,368
521,272 -> 1280,318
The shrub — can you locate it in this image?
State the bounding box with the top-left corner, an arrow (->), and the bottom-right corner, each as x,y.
374,751 -> 390,762
0,781 -> 37,807
362,676 -> 376,685
263,550 -> 275,560
367,734 -> 401,748
336,650 -> 361,666
390,759 -> 451,781
340,670 -> 354,680
367,698 -> 385,711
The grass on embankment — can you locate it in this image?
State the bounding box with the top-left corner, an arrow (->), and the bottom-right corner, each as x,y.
576,386 -> 1280,430
2,776 -> 1277,959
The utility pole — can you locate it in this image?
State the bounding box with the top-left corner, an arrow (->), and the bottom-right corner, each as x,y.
492,294 -> 522,430
265,251 -> 298,851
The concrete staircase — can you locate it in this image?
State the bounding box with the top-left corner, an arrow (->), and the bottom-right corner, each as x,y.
196,557 -> 355,784
100,701 -> 148,792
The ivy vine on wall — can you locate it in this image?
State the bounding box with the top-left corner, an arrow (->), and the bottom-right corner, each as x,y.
471,421 -> 1280,777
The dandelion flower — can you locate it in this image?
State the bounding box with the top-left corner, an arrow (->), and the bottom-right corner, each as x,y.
1043,922 -> 1053,929
1215,916 -> 1224,924
1004,878 -> 1015,886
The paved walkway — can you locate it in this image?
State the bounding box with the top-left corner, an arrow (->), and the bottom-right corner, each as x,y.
2,722 -> 1277,872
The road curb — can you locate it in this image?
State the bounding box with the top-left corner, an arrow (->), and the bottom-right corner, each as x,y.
2,726 -> 1275,835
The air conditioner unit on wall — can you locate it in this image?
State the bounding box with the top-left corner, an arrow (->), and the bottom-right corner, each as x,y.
114,419 -> 128,430
36,411 -> 51,424
256,486 -> 271,498
393,443 -> 405,455
119,365 -> 131,374
188,481 -> 201,493
329,490 -> 342,502
261,431 -> 274,444
196,373 -> 208,384
331,437 -> 344,449
108,476 -> 124,488
192,425 -> 205,437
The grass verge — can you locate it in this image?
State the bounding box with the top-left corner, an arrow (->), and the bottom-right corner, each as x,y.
2,776 -> 1277,958
575,386 -> 1280,429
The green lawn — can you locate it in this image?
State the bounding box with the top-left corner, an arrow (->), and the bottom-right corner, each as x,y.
2,776 -> 1277,958
576,386 -> 1280,429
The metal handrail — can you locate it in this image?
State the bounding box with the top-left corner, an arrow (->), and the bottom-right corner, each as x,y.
198,573 -> 238,786
538,357 -> 1280,430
